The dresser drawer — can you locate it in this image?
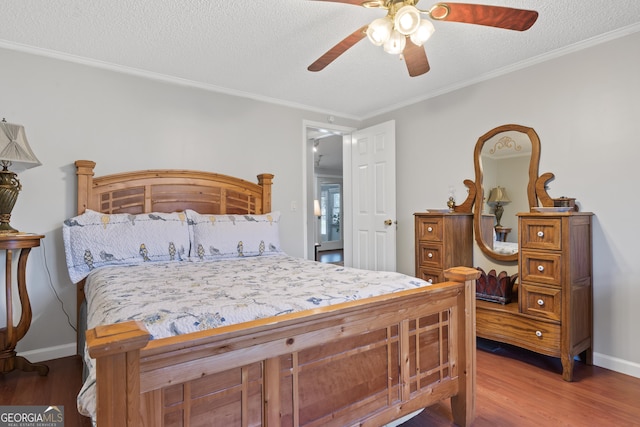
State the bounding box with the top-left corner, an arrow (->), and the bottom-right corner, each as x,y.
476,308 -> 561,355
521,251 -> 562,286
417,244 -> 443,268
416,217 -> 443,242
520,217 -> 562,251
416,268 -> 441,284
520,283 -> 561,321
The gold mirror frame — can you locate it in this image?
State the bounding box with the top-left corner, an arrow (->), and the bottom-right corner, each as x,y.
472,124 -> 547,262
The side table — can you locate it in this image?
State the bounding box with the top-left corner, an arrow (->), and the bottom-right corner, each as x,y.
494,226 -> 512,242
0,233 -> 48,376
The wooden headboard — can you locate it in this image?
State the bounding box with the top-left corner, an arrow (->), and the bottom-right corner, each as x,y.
75,160 -> 273,215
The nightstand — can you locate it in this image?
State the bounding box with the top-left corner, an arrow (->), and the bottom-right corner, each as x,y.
0,233 -> 48,376
494,226 -> 512,242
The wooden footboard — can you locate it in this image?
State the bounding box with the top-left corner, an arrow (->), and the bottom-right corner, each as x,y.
86,267 -> 478,427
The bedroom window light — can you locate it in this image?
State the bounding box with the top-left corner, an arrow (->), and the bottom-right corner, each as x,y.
0,119 -> 41,234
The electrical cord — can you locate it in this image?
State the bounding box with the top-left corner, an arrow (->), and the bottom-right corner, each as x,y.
41,238 -> 77,333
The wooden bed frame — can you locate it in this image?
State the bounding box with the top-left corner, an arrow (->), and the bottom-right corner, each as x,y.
75,160 -> 479,427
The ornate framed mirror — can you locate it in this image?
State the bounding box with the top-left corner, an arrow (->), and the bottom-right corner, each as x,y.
472,124 -> 542,262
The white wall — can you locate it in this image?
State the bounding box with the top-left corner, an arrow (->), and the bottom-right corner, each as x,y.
366,30 -> 640,377
0,47 -> 359,361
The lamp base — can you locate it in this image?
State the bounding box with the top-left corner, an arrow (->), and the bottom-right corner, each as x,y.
0,168 -> 21,234
0,220 -> 19,234
494,203 -> 504,227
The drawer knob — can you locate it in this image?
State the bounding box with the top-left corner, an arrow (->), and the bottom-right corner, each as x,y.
537,265 -> 544,272
535,330 -> 543,337
427,252 -> 433,258
427,226 -> 433,232
537,299 -> 544,306
537,231 -> 544,238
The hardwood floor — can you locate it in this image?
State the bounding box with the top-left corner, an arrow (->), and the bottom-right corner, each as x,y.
402,339 -> 640,426
318,249 -> 344,265
1,339 -> 639,426
0,355 -> 91,427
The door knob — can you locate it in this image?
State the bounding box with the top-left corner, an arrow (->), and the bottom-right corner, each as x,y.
384,219 -> 396,226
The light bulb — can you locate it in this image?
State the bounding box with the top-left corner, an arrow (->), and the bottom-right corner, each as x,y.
366,17 -> 393,46
410,19 -> 435,46
394,5 -> 421,35
383,30 -> 406,55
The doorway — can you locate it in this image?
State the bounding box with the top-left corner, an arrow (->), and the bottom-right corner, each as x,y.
303,120 -> 397,271
318,178 -> 343,252
304,121 -> 354,263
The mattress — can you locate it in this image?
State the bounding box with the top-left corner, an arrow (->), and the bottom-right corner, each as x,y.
493,240 -> 518,255
78,254 -> 430,420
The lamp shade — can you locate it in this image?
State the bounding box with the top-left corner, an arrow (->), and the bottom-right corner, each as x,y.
314,199 -> 321,217
410,19 -> 435,46
0,120 -> 41,172
394,5 -> 421,35
383,30 -> 406,55
487,186 -> 510,205
366,17 -> 393,46
0,119 -> 41,233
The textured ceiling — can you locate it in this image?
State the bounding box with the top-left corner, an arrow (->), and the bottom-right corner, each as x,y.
1,0 -> 640,119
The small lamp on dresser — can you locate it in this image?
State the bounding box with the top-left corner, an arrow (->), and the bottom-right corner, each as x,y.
0,118 -> 41,233
487,186 -> 510,227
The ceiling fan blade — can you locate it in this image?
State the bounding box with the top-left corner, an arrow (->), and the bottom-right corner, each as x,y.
403,42 -> 430,77
308,25 -> 368,72
430,3 -> 538,31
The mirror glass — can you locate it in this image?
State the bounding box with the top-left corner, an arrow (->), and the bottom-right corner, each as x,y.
473,125 -> 541,262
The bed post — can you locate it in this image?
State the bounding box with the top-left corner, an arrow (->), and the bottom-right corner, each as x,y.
75,160 -> 96,215
87,320 -> 151,427
444,267 -> 479,427
257,173 -> 274,214
75,160 -> 96,352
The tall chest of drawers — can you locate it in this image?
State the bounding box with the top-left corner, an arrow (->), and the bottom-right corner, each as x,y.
414,212 -> 473,284
475,211 -> 593,381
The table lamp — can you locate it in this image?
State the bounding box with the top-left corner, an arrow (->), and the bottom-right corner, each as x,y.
487,186 -> 510,227
0,119 -> 41,233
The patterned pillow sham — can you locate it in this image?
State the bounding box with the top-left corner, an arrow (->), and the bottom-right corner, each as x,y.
186,210 -> 283,260
62,209 -> 190,283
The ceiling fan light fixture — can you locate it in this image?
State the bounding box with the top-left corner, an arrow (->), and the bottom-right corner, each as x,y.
394,5 -> 421,35
366,17 -> 393,46
362,0 -> 386,8
409,19 -> 435,46
383,30 -> 406,55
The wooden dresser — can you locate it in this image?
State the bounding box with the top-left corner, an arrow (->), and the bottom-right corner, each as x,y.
414,212 -> 473,284
475,211 -> 593,381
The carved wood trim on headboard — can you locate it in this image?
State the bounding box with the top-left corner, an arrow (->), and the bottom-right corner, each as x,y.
75,160 -> 273,215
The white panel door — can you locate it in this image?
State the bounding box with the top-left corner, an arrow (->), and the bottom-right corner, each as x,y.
351,120 -> 396,272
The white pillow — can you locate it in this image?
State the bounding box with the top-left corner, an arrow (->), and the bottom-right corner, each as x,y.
62,209 -> 190,283
186,210 -> 283,260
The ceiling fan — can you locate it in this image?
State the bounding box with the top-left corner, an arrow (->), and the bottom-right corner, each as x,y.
308,1 -> 539,77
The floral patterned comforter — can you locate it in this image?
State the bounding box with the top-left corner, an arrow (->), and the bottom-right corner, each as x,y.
78,254 -> 430,420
